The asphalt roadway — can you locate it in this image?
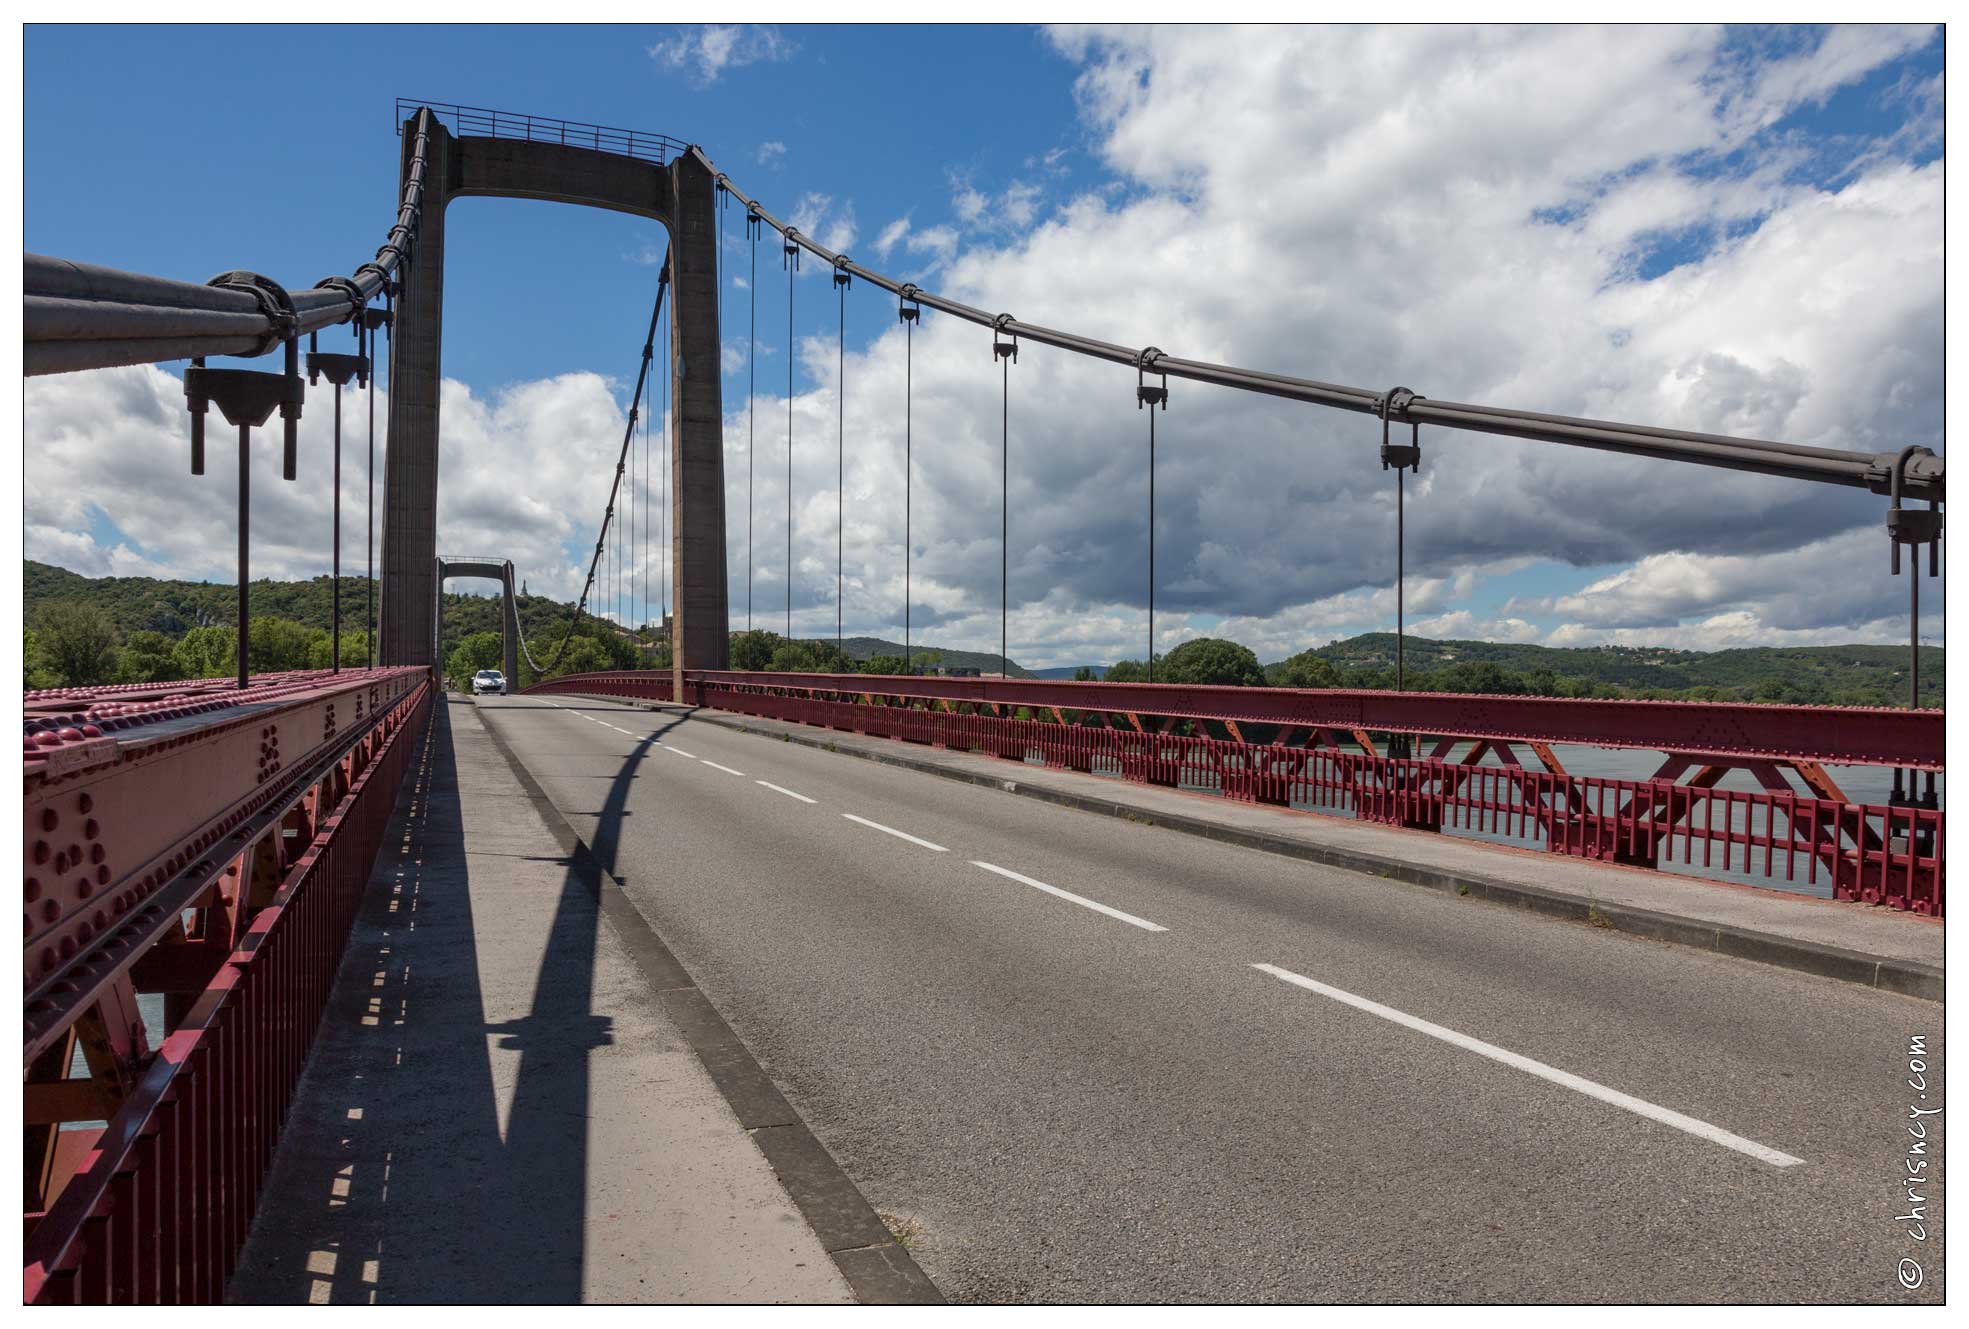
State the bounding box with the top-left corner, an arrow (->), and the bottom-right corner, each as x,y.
476,695 -> 1944,1304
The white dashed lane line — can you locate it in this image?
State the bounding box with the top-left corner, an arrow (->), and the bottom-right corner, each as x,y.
664,746 -> 697,758
841,814 -> 948,852
1250,963 -> 1804,1168
970,861 -> 1168,933
701,760 -> 747,777
757,780 -> 818,804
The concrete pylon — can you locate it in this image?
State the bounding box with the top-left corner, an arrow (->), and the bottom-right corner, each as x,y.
381,114 -> 729,695
433,556 -> 520,687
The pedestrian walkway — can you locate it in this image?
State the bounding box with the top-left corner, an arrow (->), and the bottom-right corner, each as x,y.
231,696 -> 859,1304
628,700 -> 1941,1000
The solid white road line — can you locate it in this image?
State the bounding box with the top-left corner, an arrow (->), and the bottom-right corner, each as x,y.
757,780 -> 818,804
701,760 -> 746,776
1250,963 -> 1804,1168
841,814 -> 948,852
970,861 -> 1169,933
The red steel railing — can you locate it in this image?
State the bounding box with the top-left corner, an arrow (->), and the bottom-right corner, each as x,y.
23,677 -> 433,1303
524,670 -> 1944,916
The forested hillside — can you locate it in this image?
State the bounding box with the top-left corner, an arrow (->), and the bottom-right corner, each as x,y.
24,560 -> 1941,706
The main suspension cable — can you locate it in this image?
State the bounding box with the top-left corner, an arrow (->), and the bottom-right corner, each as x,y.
25,107 -> 436,376
518,255 -> 669,678
698,149 -> 1941,505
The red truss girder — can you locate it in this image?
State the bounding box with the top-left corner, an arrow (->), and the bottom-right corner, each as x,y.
523,671 -> 1944,916
23,677 -> 434,1304
23,668 -> 426,1064
675,672 -> 1943,771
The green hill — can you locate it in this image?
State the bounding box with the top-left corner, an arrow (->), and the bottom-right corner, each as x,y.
1273,632 -> 1941,707
834,636 -> 1032,678
23,559 -> 626,660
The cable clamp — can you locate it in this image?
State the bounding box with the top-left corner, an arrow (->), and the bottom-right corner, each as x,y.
1887,445 -> 1943,575
360,255 -> 400,299
312,275 -> 366,325
1136,346 -> 1166,408
207,270 -> 297,357
353,261 -> 395,299
1379,386 -> 1422,473
782,227 -> 802,269
833,254 -> 853,288
994,313 -> 1018,362
899,284 -> 921,324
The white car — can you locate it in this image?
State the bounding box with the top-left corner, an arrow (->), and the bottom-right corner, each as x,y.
471,669 -> 506,696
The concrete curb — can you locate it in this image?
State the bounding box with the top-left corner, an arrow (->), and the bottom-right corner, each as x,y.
471,700 -> 945,1304
593,697 -> 1943,1005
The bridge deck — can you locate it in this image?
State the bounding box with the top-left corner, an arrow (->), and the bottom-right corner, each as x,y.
466,693 -> 1940,1301
605,698 -> 1945,988
230,697 -> 858,1304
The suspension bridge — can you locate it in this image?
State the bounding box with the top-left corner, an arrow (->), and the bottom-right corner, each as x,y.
22,102 -> 1946,1303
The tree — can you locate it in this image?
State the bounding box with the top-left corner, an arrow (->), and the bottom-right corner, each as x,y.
116,631 -> 185,684
445,631 -> 505,691
1071,665 -> 1097,682
730,630 -> 785,671
1437,661 -> 1524,696
861,654 -> 908,675
1155,637 -> 1265,687
174,626 -> 238,679
23,629 -> 59,691
307,629 -> 373,671
546,636 -> 612,679
1751,675 -> 1794,703
35,601 -> 118,686
1104,658 -> 1148,683
246,618 -> 321,673
1273,650 -> 1341,690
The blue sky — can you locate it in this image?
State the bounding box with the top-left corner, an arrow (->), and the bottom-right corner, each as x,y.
26,25 -> 1084,387
24,25 -> 1945,667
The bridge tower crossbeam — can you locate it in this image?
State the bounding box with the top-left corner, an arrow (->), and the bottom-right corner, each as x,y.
379,113 -> 728,691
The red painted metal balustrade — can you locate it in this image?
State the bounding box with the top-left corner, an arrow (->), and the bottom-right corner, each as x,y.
24,668 -> 434,1303
526,670 -> 1944,917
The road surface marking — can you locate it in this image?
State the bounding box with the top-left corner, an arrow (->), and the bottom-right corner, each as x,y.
757,780 -> 817,804
970,861 -> 1168,933
664,746 -> 697,759
842,814 -> 948,852
1250,964 -> 1804,1168
701,760 -> 746,776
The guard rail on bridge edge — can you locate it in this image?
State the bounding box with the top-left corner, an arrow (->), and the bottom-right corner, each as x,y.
524,671 -> 1944,917
25,667 -> 434,1303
